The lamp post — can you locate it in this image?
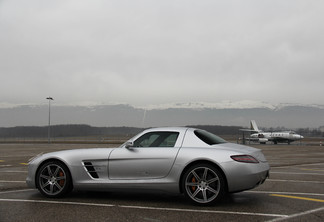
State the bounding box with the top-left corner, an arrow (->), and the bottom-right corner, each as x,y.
46,97 -> 54,143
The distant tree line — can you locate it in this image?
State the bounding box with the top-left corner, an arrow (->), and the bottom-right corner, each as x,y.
0,125 -> 142,138
0,124 -> 243,138
0,124 -> 323,138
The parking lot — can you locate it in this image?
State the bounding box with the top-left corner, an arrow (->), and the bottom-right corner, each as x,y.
1,143 -> 324,221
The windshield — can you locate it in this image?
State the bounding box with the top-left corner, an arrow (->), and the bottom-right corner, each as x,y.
194,130 -> 227,145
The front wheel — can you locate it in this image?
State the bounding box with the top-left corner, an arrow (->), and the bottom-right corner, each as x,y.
182,164 -> 226,205
36,161 -> 72,197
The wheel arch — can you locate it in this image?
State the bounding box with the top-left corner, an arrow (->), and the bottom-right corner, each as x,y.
35,158 -> 73,190
179,160 -> 228,194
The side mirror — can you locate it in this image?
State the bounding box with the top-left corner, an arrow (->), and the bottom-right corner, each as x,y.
125,141 -> 134,149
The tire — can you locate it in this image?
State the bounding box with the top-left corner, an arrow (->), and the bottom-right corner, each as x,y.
182,163 -> 226,205
36,160 -> 72,197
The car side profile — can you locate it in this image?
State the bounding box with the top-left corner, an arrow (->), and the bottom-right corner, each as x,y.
26,127 -> 270,205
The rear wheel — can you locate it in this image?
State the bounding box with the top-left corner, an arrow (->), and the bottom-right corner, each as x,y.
36,161 -> 72,197
182,164 -> 225,205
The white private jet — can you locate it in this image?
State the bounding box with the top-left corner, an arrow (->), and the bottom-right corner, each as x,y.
241,120 -> 304,144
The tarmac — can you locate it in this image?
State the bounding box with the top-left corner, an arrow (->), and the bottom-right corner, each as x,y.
0,142 -> 324,222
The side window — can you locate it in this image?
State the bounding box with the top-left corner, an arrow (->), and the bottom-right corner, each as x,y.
133,132 -> 179,148
194,130 -> 227,145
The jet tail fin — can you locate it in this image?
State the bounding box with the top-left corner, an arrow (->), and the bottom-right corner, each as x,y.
250,120 -> 260,132
239,120 -> 262,133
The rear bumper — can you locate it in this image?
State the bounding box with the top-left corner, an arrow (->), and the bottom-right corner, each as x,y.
223,161 -> 270,192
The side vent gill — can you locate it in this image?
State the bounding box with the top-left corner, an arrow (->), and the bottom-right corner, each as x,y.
83,162 -> 99,179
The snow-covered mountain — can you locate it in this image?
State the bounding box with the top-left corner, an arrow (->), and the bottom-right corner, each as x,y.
0,101 -> 323,128
140,100 -> 277,110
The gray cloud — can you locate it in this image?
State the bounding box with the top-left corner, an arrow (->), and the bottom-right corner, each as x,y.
1,0 -> 323,107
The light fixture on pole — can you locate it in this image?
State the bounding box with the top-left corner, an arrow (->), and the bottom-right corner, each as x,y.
46,97 -> 54,143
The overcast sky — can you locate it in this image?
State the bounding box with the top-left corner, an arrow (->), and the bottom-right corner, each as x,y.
1,0 -> 323,108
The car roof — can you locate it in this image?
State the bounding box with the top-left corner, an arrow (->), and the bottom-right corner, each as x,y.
143,127 -> 192,133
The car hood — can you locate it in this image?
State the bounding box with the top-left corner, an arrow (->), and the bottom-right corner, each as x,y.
32,147 -> 116,165
44,147 -> 115,156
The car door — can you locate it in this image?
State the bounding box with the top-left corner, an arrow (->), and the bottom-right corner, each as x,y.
108,131 -> 181,179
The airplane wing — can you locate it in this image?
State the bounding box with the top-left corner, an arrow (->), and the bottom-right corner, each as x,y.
245,137 -> 269,143
239,129 -> 259,133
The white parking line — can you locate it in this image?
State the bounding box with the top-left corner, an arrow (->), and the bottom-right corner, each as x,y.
266,206 -> 324,222
0,155 -> 34,158
272,163 -> 324,168
0,198 -> 116,207
271,171 -> 324,176
2,189 -> 323,220
119,205 -> 288,218
247,190 -> 324,197
0,180 -> 26,183
0,198 -> 288,218
0,189 -> 33,194
268,179 -> 324,184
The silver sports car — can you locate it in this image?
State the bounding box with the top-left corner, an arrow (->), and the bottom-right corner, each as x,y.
26,127 -> 269,205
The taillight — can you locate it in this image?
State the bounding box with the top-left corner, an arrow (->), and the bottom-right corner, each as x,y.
231,155 -> 259,163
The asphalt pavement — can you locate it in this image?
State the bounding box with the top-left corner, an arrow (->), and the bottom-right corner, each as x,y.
1,143 -> 324,222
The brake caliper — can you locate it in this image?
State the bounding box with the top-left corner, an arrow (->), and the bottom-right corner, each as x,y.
59,171 -> 65,187
191,177 -> 196,192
